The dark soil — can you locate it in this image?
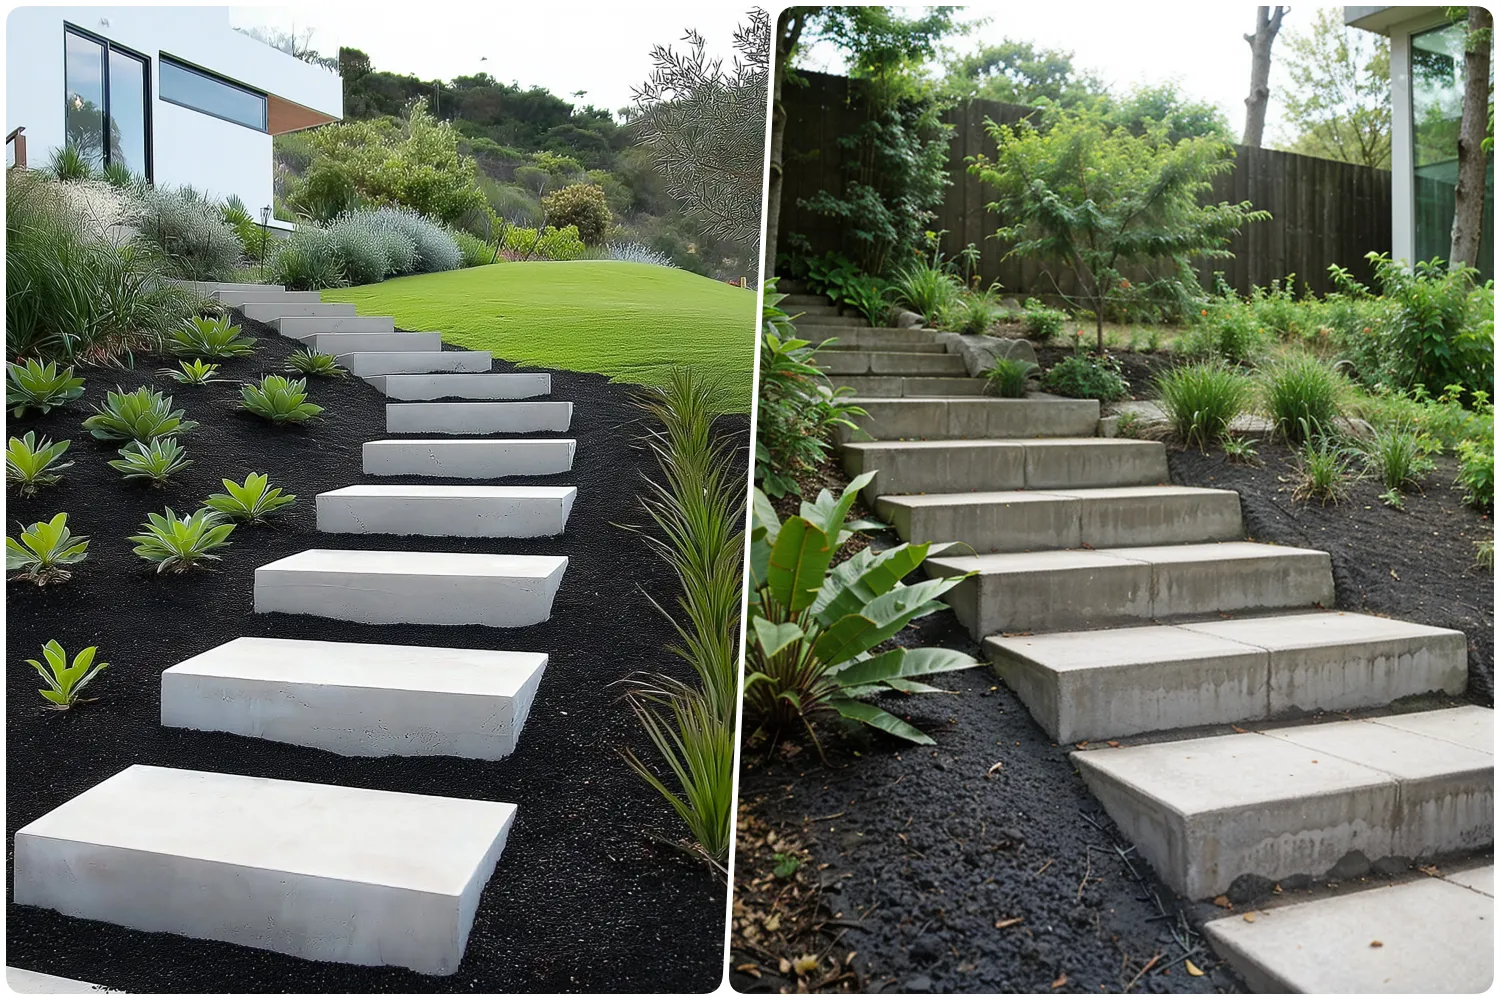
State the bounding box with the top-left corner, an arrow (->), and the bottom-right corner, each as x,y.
6,313 -> 736,992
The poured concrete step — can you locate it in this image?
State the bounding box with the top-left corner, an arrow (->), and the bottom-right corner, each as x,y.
787,303 -> 841,316
12,765 -> 515,974
386,400 -> 572,434
986,612 -> 1468,742
841,397 -> 1099,441
1203,865 -> 1494,992
1072,707 -> 1494,899
161,636 -> 546,759
6,968 -> 114,993
844,437 -> 1169,498
254,548 -> 568,626
374,372 -> 551,401
305,331 -> 442,354
318,484 -> 576,537
927,541 -> 1334,636
340,351 -> 491,376
780,293 -> 831,307
819,351 -> 967,376
803,328 -> 944,351
240,301 -> 357,322
278,315 -> 396,336
878,485 -> 1243,552
363,438 -> 575,478
831,375 -> 988,397
173,279 -> 284,294
794,313 -> 866,327
214,288 -> 320,306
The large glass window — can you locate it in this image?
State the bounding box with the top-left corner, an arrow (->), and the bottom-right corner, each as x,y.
159,57 -> 267,131
63,26 -> 150,178
1411,22 -> 1493,279
108,48 -> 148,176
63,30 -> 105,169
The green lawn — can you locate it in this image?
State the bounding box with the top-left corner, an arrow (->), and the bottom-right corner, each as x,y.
322,260 -> 758,410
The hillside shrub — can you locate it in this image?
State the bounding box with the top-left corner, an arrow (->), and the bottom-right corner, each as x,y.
541,183 -> 611,246
127,185 -> 244,281
503,224 -> 586,261
268,227 -> 344,290
1042,353 -> 1130,401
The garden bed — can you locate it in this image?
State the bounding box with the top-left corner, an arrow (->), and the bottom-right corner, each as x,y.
6,314 -> 735,992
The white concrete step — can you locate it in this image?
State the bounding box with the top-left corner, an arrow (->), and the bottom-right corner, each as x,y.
878,485 -> 1243,553
831,376 -> 988,397
278,315 -> 396,336
305,331 -> 442,354
240,301 -> 357,321
340,351 -> 491,376
373,372 -> 551,401
841,397 -> 1100,441
844,437 -> 1169,499
1073,707 -> 1493,899
1203,865 -> 1494,992
12,765 -> 515,974
213,288 -> 321,306
987,612 -> 1469,743
386,401 -> 573,434
363,438 -> 575,478
317,484 -> 576,537
819,351 -> 967,376
6,968 -> 114,993
161,636 -> 546,759
927,541 -> 1334,637
171,279 -> 284,295
255,548 -> 567,626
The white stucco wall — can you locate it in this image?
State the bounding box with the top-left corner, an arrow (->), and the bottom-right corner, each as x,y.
6,6 -> 340,211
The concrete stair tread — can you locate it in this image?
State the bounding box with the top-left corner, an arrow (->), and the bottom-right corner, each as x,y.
373,373 -> 551,400
842,397 -> 1101,441
386,400 -> 572,434
340,351 -> 492,376
362,438 -> 576,478
931,540 -> 1327,572
846,437 -> 1170,500
305,332 -> 443,354
317,484 -> 577,537
279,315 -> 396,335
1203,865 -> 1494,993
240,302 -> 358,321
831,376 -> 988,397
258,547 -> 567,578
819,351 -> 967,376
882,484 -> 1234,505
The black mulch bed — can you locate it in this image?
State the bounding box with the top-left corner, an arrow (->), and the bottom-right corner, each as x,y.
7,313 -> 736,992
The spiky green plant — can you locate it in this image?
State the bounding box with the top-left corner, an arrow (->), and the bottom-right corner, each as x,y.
1220,433 -> 1260,465
983,357 -> 1039,398
27,640 -> 109,711
159,359 -> 226,385
1262,353 -> 1345,443
6,432 -> 73,496
108,438 -> 193,487
83,386 -> 198,443
284,349 -> 347,378
201,473 -> 297,523
7,359 -> 85,417
1155,362 -> 1253,452
1293,433 -> 1357,505
6,513 -> 89,585
128,508 -> 235,573
240,375 -> 322,424
1362,425 -> 1436,492
169,315 -> 257,358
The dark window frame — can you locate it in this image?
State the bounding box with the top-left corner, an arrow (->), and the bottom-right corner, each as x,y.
63,22 -> 153,181
158,54 -> 268,133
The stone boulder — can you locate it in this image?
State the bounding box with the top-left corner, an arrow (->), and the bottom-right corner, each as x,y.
934,331 -> 1038,378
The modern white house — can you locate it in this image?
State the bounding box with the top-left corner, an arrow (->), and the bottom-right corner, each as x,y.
6,6 -> 342,223
1346,6 -> 1494,279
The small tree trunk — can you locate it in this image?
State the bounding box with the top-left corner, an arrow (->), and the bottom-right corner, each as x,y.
1450,6 -> 1493,271
1241,6 -> 1287,147
764,9 -> 806,280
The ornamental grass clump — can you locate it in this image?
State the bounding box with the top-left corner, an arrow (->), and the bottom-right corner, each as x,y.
1155,362 -> 1253,451
984,357 -> 1038,398
1292,432 -> 1357,506
1261,353 -> 1346,443
1361,425 -> 1436,492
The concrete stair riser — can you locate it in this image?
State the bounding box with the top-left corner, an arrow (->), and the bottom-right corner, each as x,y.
828,375 -> 989,397
172,280 -> 284,295
362,439 -> 575,478
843,398 -> 1100,441
214,289 -> 321,306
339,352 -> 492,376
317,485 -> 577,537
278,315 -> 396,336
794,314 -> 866,327
779,293 -> 831,307
843,438 -> 1168,499
11,765 -> 516,975
372,372 -> 551,401
385,401 -> 573,435
305,332 -> 442,355
254,549 -> 568,627
818,351 -> 967,376
240,302 -> 357,321
802,328 -> 945,351
160,637 -> 546,760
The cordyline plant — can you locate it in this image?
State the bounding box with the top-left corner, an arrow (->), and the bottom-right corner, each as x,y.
744,473 -> 977,750
970,109 -> 1270,353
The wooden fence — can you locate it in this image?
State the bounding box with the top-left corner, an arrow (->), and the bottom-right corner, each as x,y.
778,71 -> 1392,298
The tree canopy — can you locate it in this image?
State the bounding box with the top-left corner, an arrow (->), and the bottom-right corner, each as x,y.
1275,7 -> 1392,168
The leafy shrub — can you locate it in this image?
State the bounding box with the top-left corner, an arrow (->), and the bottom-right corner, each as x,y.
169,315 -> 257,358
1179,298 -> 1267,363
502,223 -> 586,261
160,359 -> 226,385
7,359 -> 85,417
1247,277 -> 1308,341
129,507 -> 235,573
202,472 -> 297,523
83,386 -> 198,443
843,276 -> 893,326
541,183 -> 611,245
285,349 -> 346,378
1261,353 -> 1345,443
984,357 -> 1038,398
453,228 -> 497,268
367,206 -> 462,273
267,227 -> 344,290
891,262 -> 960,322
800,252 -> 863,306
1348,384 -> 1489,452
606,242 -> 675,268
28,640 -> 109,711
1155,363 -> 1252,451
1042,354 -> 1130,401
1361,425 -> 1436,492
7,433 -> 73,496
108,437 -> 193,487
325,210 -> 417,284
221,194 -> 271,264
1293,437 -> 1356,505
241,375 -> 322,424
7,513 -> 89,585
127,184 -> 244,281
1022,298 -> 1069,341
1457,436 -> 1494,510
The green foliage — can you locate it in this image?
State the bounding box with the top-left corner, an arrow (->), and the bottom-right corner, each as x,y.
6,512 -> 89,585
800,252 -> 865,306
983,357 -> 1038,398
890,260 -> 960,321
1261,353 -> 1346,443
27,640 -> 109,711
6,433 -> 73,496
159,359 -> 226,385
284,349 -> 347,378
128,185 -> 245,281
1293,436 -> 1357,505
49,146 -> 92,181
129,507 -> 235,573
541,183 -> 612,246
1361,425 -> 1437,491
1457,436 -> 1495,510
945,38 -> 1106,106
107,437 -> 192,487
1476,538 -> 1495,569
169,315 -> 257,358
202,473 -> 297,523
1220,433 -> 1260,464
1279,7 -> 1392,168
843,275 -> 894,326
267,227 -> 345,290
83,386 -> 198,443
953,287 -> 1004,335
1155,363 -> 1253,451
1179,296 -> 1268,363
7,359 -> 85,417
241,375 -> 323,425
502,223 -> 586,261
1042,353 -> 1130,402
744,475 -> 979,747
452,228 -> 497,268
1022,298 -> 1068,341
773,853 -> 802,878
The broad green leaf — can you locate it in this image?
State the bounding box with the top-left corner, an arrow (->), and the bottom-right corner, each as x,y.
765,516 -> 832,613
751,617 -> 804,659
813,577 -> 969,666
830,697 -> 935,745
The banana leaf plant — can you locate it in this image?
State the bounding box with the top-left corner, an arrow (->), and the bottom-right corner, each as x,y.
744,472 -> 978,749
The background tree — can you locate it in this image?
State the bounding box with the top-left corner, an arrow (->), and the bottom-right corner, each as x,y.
540,183 -> 611,246
1450,5 -> 1493,271
1242,6 -> 1289,147
943,39 -> 1107,107
1276,7 -> 1391,167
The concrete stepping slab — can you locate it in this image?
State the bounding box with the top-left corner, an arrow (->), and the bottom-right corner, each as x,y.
304,331 -> 442,354
928,541 -> 1333,637
794,313 -> 866,327
879,485 -> 1242,552
213,288 -> 320,306
814,331 -> 946,352
339,351 -> 491,376
1071,707 -> 1494,899
278,315 -> 396,336
987,612 -> 1468,742
828,376 -> 988,397
6,968 -> 116,993
373,372 -> 551,401
240,301 -> 357,321
818,351 -> 967,376
385,401 -> 572,434
1203,865 -> 1494,993
842,397 -> 1100,441
844,437 -> 1169,499
172,279 -> 284,294
363,438 -> 575,478
254,548 -> 568,626
12,765 -> 515,975
160,636 -> 546,759
317,484 -> 576,537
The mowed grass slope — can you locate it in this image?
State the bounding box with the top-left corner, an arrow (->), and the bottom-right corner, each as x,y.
322,260 -> 758,410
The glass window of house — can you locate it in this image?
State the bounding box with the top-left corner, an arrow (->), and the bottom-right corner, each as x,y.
63,29 -> 105,169
63,26 -> 150,179
160,57 -> 267,131
108,48 -> 148,177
